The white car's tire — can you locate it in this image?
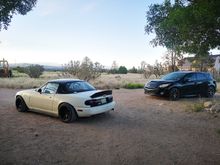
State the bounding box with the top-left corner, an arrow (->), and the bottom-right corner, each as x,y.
59,103 -> 78,123
15,96 -> 28,112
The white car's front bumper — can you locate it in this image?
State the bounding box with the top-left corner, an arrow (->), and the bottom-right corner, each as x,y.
75,101 -> 116,117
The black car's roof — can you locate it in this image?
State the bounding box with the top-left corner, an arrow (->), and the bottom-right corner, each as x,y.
173,71 -> 209,74
48,79 -> 83,83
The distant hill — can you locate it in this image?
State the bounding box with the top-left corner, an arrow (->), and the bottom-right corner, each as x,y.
9,63 -> 64,71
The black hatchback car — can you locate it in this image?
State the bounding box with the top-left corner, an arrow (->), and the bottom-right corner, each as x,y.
144,71 -> 217,100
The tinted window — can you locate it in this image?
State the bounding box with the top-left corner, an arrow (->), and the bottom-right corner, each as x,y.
41,83 -> 59,94
196,73 -> 207,81
58,81 -> 95,94
184,73 -> 197,81
205,73 -> 213,80
162,72 -> 187,81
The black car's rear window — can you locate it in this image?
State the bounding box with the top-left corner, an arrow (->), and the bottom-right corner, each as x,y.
162,72 -> 187,81
196,73 -> 207,81
204,73 -> 213,80
58,81 -> 95,94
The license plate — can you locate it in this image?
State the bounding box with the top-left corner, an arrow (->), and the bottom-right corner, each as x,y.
101,98 -> 107,104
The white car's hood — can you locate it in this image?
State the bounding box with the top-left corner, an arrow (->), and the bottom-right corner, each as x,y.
16,89 -> 37,95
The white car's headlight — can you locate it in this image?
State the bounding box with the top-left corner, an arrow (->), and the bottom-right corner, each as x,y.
159,83 -> 171,88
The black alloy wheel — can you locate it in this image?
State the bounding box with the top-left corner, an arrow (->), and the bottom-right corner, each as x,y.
169,88 -> 180,101
206,86 -> 215,98
16,97 -> 28,112
59,104 -> 77,123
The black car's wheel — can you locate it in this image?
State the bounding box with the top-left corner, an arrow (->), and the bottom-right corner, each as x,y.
206,86 -> 215,98
169,88 -> 180,101
15,96 -> 28,112
59,104 -> 78,123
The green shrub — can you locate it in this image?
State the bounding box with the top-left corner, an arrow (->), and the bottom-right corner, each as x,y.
25,65 -> 44,78
118,66 -> 128,74
13,65 -> 44,78
186,102 -> 204,112
123,83 -> 144,89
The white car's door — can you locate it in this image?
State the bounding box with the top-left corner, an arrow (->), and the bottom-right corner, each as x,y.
29,83 -> 59,112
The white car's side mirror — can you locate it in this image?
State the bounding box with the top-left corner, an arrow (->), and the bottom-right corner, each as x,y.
38,88 -> 42,93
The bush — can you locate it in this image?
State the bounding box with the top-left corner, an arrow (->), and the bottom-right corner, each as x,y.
25,65 -> 44,78
65,57 -> 103,81
123,83 -> 144,89
109,66 -> 128,74
14,65 -> 44,78
14,66 -> 26,73
118,66 -> 128,74
128,67 -> 138,73
186,102 -> 204,112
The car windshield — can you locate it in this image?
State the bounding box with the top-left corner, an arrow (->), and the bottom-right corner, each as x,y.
59,81 -> 96,94
162,72 -> 187,81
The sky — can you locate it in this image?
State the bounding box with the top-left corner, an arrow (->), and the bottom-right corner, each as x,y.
1,0 -> 169,68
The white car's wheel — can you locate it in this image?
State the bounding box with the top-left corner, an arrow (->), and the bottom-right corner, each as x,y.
59,104 -> 78,123
15,96 -> 28,112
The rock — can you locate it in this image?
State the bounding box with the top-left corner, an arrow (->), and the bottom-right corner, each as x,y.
115,75 -> 121,80
204,101 -> 213,108
159,103 -> 164,106
210,104 -> 220,113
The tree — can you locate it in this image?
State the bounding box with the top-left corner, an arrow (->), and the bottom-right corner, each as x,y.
145,0 -> 220,67
145,1 -> 183,54
65,60 -> 80,76
191,56 -> 214,72
143,64 -> 153,79
162,49 -> 183,72
0,0 -> 37,30
139,61 -> 147,73
65,57 -> 103,81
142,61 -> 164,79
153,60 -> 164,77
128,66 -> 138,73
25,64 -> 44,78
109,61 -> 118,74
118,66 -> 127,74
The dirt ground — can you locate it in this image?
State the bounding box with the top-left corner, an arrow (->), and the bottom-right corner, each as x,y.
0,88 -> 220,165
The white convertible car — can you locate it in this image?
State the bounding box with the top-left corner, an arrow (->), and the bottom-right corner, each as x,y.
15,79 -> 116,123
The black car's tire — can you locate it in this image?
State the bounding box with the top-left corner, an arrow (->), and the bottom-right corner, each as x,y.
169,88 -> 180,101
15,96 -> 28,112
206,86 -> 215,98
59,104 -> 78,123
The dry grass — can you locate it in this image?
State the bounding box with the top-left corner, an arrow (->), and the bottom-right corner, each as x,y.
0,72 -> 150,89
217,82 -> 220,92
1,71 -> 219,90
0,78 -> 47,89
91,73 -> 149,89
